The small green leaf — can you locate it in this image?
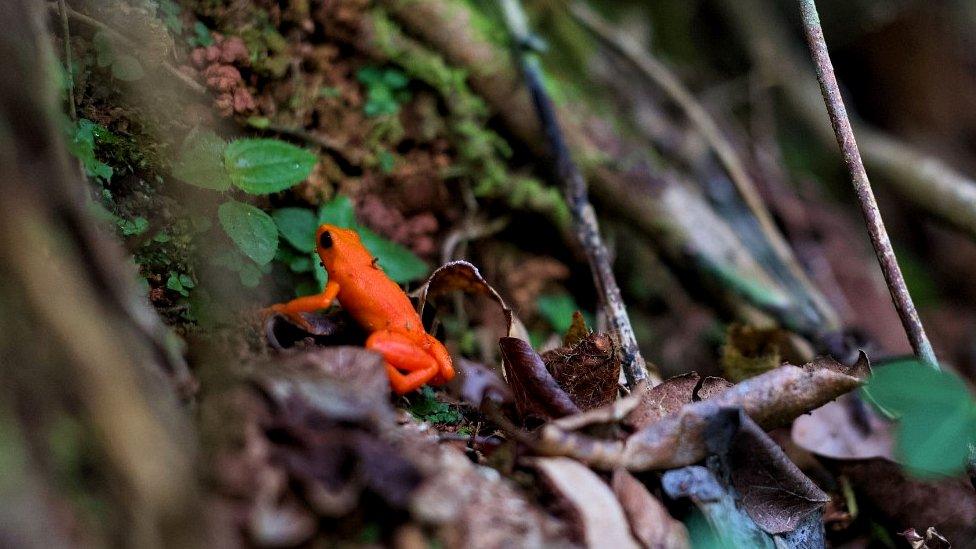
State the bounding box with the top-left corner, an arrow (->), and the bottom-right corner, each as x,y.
111,54 -> 145,81
246,116 -> 271,129
537,293 -> 578,334
358,227 -> 427,283
377,149 -> 396,174
317,195 -> 356,227
312,253 -> 328,286
864,359 -> 976,477
119,216 -> 149,236
272,207 -> 318,252
166,273 -> 189,296
217,201 -> 278,265
224,138 -> 316,194
172,130 -> 231,191
192,21 -> 214,47
178,274 -> 195,289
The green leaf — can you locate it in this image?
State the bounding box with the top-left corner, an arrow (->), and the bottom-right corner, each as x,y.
537,293 -> 578,334
272,207 -> 318,252
118,216 -> 149,236
377,149 -> 396,174
358,227 -> 427,283
409,386 -> 462,424
65,118 -> 113,182
111,54 -> 145,81
217,201 -> 278,265
224,138 -> 316,194
317,195 -> 356,227
172,129 -> 231,191
864,359 -> 976,477
192,21 -> 214,47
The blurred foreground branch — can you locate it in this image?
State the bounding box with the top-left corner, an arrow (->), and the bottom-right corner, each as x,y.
0,1 -> 203,544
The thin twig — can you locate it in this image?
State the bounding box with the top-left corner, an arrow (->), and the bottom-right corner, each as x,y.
797,0 -> 938,368
500,0 -> 652,387
57,0 -> 76,120
568,1 -> 838,334
47,2 -> 207,97
719,0 -> 976,243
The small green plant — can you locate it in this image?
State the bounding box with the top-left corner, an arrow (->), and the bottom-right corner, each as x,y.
272,195 -> 428,287
118,216 -> 149,237
166,272 -> 195,297
65,118 -> 114,183
356,66 -> 411,117
190,21 -> 214,47
409,386 -> 462,425
156,0 -> 183,34
536,293 -> 594,334
863,359 -> 976,477
172,129 -> 317,286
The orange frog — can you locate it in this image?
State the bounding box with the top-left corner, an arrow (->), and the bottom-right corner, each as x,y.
266,224 -> 455,394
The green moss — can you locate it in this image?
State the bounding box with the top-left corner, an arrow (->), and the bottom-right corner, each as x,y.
370,7 -> 569,227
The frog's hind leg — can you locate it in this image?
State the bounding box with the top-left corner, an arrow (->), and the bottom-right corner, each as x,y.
423,334 -> 455,385
366,330 -> 439,394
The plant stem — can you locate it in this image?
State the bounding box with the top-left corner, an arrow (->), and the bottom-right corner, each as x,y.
500,0 -> 652,386
797,0 -> 938,368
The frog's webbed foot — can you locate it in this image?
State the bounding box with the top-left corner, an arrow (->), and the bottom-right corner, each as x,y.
366,330 -> 441,394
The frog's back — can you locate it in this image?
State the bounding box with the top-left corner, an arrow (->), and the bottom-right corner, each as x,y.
334,262 -> 424,335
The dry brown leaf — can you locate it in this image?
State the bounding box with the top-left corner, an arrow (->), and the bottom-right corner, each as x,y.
626,372 -> 700,430
791,394 -> 894,460
531,457 -> 640,548
539,358 -> 862,470
499,337 -> 580,420
730,414 -> 829,534
542,332 -> 619,411
611,469 -> 690,549
404,427 -> 569,547
900,527 -> 951,549
696,376 -> 733,401
413,260 -> 525,339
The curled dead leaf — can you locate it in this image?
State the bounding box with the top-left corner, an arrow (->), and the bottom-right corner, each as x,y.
611,469 -> 689,549
729,413 -> 830,535
791,394 -> 894,461
412,260 -> 527,339
499,337 -> 580,420
530,457 -> 640,548
539,358 -> 862,471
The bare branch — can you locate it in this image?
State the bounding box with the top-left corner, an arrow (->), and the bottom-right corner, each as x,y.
500,0 -> 652,386
797,0 -> 938,368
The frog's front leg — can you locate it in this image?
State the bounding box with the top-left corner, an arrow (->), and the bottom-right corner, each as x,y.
265,280 -> 340,332
366,330 -> 440,394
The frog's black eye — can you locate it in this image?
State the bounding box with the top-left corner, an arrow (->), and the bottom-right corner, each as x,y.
319,230 -> 333,249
